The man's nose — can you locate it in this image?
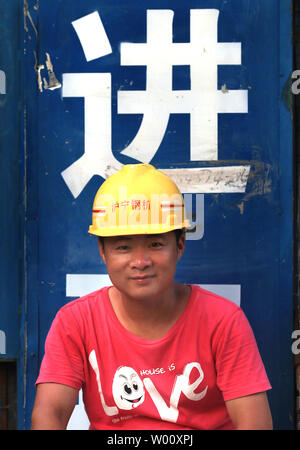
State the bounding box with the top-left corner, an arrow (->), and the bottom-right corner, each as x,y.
130,247 -> 152,270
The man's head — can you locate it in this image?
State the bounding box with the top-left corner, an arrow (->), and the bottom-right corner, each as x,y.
89,164 -> 189,300
97,230 -> 186,301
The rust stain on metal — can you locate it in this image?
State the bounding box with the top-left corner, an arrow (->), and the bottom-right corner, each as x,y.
43,53 -> 61,91
221,84 -> 229,93
237,201 -> 244,215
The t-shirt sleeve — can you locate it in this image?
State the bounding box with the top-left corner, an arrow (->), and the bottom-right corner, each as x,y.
214,308 -> 272,401
35,307 -> 85,390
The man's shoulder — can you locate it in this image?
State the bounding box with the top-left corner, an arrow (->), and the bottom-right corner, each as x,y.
58,285 -> 110,317
191,284 -> 241,316
189,285 -> 244,336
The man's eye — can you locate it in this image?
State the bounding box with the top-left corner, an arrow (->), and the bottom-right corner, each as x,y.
151,241 -> 163,248
116,245 -> 129,251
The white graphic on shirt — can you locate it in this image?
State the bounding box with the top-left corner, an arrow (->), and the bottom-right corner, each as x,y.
89,350 -> 118,416
143,362 -> 208,423
89,351 -> 208,423
112,366 -> 145,410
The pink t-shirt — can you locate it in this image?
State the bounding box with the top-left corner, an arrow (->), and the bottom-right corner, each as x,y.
36,285 -> 271,430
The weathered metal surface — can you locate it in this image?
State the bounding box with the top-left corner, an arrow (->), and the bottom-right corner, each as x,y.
14,0 -> 296,429
0,0 -> 21,360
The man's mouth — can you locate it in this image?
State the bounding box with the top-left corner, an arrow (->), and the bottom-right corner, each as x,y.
130,275 -> 154,280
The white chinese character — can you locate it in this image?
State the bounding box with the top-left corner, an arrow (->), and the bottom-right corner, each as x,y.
62,9 -> 248,199
119,9 -> 247,162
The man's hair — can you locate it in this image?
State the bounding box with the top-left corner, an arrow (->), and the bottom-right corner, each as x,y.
98,229 -> 185,251
174,228 -> 185,244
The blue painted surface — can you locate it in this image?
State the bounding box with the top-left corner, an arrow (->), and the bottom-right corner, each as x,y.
0,0 -> 22,360
15,0 -> 295,429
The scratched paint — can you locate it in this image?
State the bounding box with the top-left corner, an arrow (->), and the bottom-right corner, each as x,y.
161,166 -> 250,193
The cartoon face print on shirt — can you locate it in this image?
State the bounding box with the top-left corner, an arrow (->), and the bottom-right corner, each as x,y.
112,366 -> 145,410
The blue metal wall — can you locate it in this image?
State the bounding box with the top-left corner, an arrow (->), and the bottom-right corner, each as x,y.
0,0 -> 295,429
0,1 -> 22,360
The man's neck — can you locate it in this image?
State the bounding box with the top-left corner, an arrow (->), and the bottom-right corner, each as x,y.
108,283 -> 191,340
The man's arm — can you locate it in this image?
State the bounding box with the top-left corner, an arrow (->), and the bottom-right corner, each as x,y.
225,391 -> 273,430
31,383 -> 79,430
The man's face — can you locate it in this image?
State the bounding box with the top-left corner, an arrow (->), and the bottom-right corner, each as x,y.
98,231 -> 185,301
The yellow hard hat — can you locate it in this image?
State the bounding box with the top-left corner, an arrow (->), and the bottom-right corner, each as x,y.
88,164 -> 190,237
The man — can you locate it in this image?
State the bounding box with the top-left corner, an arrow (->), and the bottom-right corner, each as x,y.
31,163 -> 272,430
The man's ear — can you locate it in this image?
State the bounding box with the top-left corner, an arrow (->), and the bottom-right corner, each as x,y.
176,232 -> 186,262
97,237 -> 106,264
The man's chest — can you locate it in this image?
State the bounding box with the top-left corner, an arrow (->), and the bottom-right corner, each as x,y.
83,336 -> 217,426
